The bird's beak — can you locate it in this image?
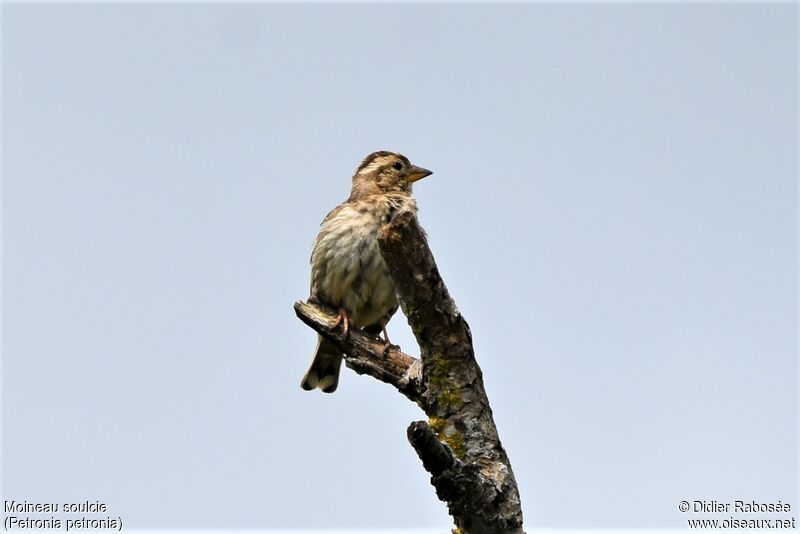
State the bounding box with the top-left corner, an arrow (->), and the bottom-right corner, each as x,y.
408,165 -> 433,183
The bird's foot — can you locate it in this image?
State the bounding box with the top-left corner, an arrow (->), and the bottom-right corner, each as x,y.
380,327 -> 394,357
332,308 -> 351,338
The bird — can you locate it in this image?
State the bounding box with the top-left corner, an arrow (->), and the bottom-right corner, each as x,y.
300,151 -> 433,393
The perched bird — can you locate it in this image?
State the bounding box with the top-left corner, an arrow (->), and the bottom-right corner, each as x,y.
301,151 -> 433,393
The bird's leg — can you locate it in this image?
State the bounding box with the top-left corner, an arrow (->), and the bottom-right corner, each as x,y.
380,327 -> 392,357
332,308 -> 351,338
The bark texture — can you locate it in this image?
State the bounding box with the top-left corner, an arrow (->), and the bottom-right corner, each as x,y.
294,210 -> 524,533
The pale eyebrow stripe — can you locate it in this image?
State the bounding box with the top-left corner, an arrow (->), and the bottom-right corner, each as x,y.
357,157 -> 392,176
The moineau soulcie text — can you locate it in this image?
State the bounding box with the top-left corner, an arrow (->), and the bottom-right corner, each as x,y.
4,501 -> 107,513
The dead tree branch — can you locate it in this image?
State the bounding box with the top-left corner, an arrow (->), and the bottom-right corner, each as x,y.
294,210 -> 524,533
294,300 -> 422,403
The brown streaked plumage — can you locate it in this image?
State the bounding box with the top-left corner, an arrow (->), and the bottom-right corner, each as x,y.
301,151 -> 432,393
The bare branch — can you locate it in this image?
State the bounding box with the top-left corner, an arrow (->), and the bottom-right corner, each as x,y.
294,301 -> 422,403
378,210 -> 524,533
407,420 -> 457,477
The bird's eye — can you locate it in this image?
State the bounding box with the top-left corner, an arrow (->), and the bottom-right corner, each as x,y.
392,162 -> 403,171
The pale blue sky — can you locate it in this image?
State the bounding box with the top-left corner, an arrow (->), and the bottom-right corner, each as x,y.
2,2 -> 797,530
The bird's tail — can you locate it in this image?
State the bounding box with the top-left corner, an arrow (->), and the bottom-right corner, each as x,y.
300,336 -> 342,393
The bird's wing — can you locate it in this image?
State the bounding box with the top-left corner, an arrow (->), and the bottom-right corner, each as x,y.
309,201 -> 351,298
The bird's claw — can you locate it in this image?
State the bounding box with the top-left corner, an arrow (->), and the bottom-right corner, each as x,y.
333,308 -> 351,339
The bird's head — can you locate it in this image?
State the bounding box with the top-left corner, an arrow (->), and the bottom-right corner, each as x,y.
350,151 -> 432,199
